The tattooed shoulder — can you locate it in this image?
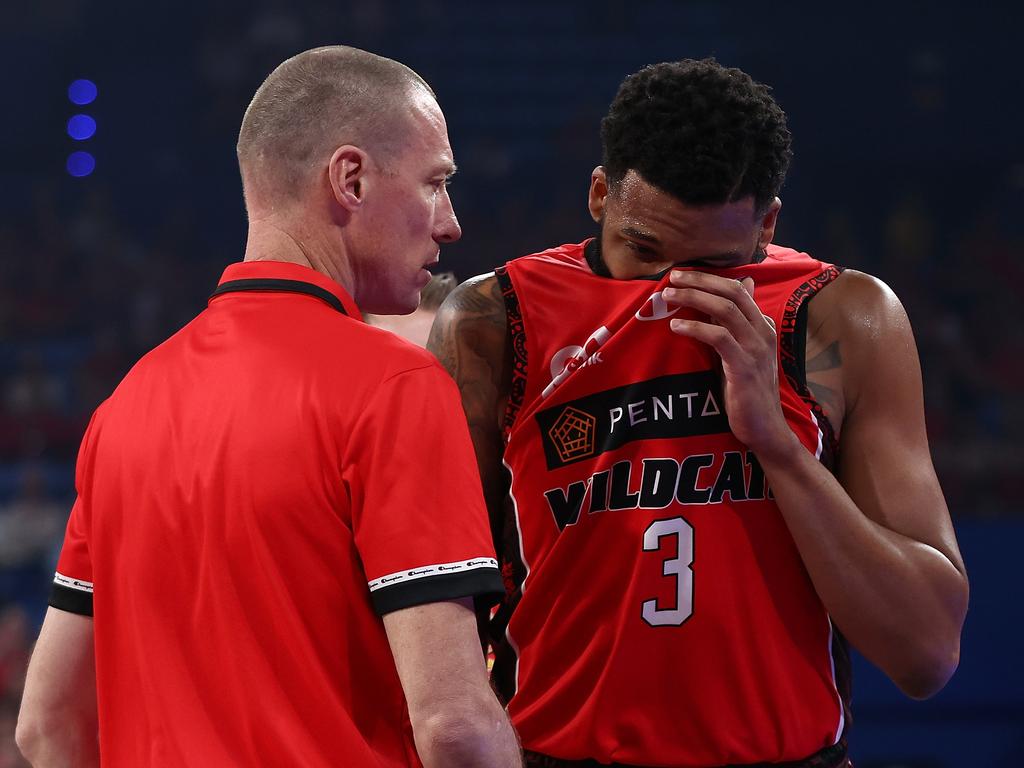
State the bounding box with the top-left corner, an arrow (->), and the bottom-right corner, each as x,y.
427,273 -> 507,375
804,285 -> 847,433
805,339 -> 844,429
426,271 -> 512,427
448,274 -> 506,320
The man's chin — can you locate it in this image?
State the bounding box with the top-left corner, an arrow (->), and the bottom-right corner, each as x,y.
366,295 -> 420,317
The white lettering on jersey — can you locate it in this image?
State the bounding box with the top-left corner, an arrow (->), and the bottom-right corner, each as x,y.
542,326 -> 610,399
541,290 -> 682,400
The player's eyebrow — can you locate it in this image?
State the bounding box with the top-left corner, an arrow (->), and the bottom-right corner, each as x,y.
620,227 -> 661,244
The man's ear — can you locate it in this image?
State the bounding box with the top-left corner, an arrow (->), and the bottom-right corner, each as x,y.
588,166 -> 609,223
328,145 -> 370,212
758,197 -> 782,249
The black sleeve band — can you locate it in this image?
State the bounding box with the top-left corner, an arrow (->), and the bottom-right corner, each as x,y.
49,583 -> 94,616
372,568 -> 504,616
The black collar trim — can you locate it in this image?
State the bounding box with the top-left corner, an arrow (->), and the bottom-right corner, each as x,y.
210,278 -> 348,315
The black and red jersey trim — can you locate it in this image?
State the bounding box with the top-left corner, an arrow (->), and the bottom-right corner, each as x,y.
491,266 -> 532,703
495,267 -> 527,439
778,263 -> 853,739
779,265 -> 844,470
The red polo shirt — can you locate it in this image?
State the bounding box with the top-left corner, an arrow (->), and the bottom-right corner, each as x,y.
51,260 -> 502,767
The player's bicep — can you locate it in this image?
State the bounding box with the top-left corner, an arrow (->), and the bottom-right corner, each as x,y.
428,274 -> 509,424
428,274 -> 512,525
835,274 -> 965,573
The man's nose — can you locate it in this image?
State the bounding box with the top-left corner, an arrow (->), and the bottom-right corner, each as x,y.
434,192 -> 462,244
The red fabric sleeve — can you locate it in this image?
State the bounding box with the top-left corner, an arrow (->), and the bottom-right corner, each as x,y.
345,362 -> 502,615
50,409 -> 100,615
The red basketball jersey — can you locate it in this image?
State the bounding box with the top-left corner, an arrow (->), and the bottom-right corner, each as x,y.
493,240 -> 851,765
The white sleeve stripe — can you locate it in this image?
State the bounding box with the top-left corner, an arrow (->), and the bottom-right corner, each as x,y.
54,572 -> 94,594
368,557 -> 499,592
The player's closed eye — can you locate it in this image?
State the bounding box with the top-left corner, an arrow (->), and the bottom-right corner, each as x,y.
625,240 -> 656,255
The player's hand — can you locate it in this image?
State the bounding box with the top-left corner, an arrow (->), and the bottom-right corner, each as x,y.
662,270 -> 799,460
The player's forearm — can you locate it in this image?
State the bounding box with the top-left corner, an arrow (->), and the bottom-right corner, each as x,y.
758,435 -> 968,698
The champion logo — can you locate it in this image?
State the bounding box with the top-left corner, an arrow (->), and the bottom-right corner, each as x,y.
635,291 -> 681,322
368,557 -> 499,592
54,572 -> 94,593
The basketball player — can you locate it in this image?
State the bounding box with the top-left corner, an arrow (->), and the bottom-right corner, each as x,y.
17,47 -> 521,767
367,272 -> 458,347
428,59 -> 969,767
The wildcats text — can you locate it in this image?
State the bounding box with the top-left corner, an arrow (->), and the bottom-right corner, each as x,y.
544,451 -> 770,531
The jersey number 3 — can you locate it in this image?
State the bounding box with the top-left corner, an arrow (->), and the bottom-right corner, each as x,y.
641,517 -> 694,627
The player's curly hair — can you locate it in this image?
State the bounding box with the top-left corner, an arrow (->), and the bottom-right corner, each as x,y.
601,58 -> 792,213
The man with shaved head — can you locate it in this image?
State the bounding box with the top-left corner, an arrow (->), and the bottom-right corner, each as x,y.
17,46 -> 521,768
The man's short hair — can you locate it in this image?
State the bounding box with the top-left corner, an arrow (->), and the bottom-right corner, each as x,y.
237,46 -> 433,206
600,58 -> 792,213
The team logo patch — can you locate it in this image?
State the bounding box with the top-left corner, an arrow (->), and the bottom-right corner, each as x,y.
547,406 -> 597,463
535,371 -> 729,469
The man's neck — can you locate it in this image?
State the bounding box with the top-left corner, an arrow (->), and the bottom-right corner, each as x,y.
243,220 -> 355,293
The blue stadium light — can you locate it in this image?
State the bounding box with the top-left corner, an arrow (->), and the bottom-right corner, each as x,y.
67,151 -> 96,177
68,79 -> 98,106
67,114 -> 97,141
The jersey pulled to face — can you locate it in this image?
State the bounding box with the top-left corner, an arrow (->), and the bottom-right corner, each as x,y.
494,239 -> 849,765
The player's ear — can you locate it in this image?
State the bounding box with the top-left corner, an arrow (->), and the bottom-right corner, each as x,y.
328,145 -> 369,212
588,166 -> 609,223
757,197 -> 782,250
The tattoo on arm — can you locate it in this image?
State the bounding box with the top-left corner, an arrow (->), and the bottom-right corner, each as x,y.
806,341 -> 841,373
805,340 -> 844,427
427,277 -> 507,381
427,275 -> 512,536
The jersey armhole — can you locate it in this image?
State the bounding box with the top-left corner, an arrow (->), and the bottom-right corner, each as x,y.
779,264 -> 844,469
494,267 -> 527,440
791,299 -> 810,390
